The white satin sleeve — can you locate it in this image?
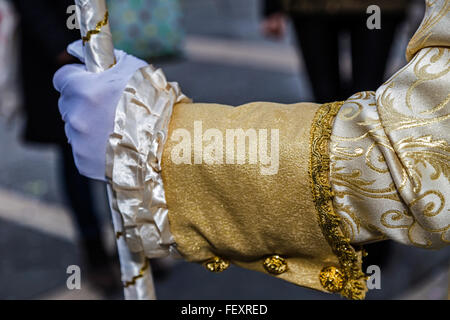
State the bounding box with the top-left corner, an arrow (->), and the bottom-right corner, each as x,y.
331,0 -> 449,249
106,65 -> 190,259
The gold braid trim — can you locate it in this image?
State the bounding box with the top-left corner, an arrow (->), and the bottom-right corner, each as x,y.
123,259 -> 150,288
82,11 -> 109,45
309,101 -> 368,300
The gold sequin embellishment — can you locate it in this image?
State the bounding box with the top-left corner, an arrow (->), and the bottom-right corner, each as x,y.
263,255 -> 288,275
319,266 -> 346,293
204,257 -> 230,273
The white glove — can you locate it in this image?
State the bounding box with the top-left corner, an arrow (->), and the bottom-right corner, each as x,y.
53,40 -> 148,181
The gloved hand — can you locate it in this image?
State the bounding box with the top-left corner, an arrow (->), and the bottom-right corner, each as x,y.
54,40 -> 148,181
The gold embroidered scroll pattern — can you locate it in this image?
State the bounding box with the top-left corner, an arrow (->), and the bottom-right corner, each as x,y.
330,93 -> 408,244
376,37 -> 449,247
406,0 -> 450,60
329,30 -> 449,249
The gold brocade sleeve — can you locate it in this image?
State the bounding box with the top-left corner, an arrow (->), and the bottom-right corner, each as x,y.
106,0 -> 448,300
161,101 -> 366,299
330,0 -> 449,248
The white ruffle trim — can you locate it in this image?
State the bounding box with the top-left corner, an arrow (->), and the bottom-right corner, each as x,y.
106,65 -> 190,258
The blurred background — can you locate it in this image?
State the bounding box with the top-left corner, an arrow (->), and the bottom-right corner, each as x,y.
0,0 -> 448,300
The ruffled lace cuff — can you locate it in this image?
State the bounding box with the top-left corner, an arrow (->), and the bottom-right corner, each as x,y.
106,65 -> 190,258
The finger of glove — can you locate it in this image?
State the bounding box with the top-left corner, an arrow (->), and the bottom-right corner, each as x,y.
56,70 -> 103,123
67,124 -> 107,182
67,40 -> 130,73
53,63 -> 88,93
58,95 -> 71,122
103,51 -> 148,81
55,54 -> 147,121
55,62 -> 122,122
67,40 -> 85,63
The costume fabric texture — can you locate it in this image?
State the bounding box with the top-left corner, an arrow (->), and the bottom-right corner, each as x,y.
105,0 -> 449,299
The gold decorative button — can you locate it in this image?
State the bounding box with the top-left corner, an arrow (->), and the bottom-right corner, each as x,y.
319,266 -> 346,292
204,256 -> 230,273
263,255 -> 288,275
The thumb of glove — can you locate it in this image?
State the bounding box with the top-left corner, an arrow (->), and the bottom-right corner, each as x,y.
67,40 -> 86,64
